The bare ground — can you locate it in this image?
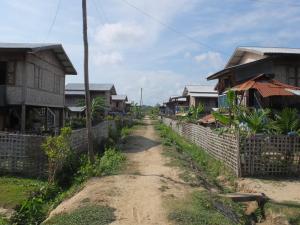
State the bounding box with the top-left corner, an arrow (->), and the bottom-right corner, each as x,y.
48,118 -> 199,225
238,178 -> 300,203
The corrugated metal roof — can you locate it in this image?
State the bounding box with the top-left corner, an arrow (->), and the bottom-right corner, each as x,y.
239,47 -> 300,55
189,93 -> 218,98
67,106 -> 86,112
183,85 -> 217,96
0,43 -> 77,75
226,46 -> 300,68
65,90 -> 85,95
112,95 -> 128,101
66,83 -> 115,91
232,74 -> 300,97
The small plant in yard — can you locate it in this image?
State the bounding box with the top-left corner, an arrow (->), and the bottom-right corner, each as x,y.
42,127 -> 72,184
44,205 -> 116,225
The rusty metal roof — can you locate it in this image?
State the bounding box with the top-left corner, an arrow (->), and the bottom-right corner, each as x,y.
232,74 -> 300,97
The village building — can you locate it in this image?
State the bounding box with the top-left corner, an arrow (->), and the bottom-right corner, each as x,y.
65,83 -> 116,113
207,47 -> 300,109
182,85 -> 218,113
163,96 -> 189,115
111,95 -> 128,114
0,43 -> 77,133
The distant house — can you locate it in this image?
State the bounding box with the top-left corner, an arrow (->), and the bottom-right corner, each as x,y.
182,85 -> 218,113
0,43 -> 77,133
111,95 -> 128,113
164,96 -> 188,115
65,83 -> 117,113
207,47 -> 300,109
66,106 -> 86,119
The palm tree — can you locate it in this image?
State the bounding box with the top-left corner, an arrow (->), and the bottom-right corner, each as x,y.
272,108 -> 300,135
238,108 -> 271,135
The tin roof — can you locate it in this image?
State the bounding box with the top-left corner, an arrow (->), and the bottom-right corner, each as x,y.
66,83 -> 115,92
232,74 -> 300,97
226,46 -> 300,68
0,43 -> 77,75
67,106 -> 86,112
65,90 -> 85,95
183,85 -> 217,96
111,95 -> 128,101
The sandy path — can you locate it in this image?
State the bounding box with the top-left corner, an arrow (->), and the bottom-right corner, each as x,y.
48,117 -> 194,225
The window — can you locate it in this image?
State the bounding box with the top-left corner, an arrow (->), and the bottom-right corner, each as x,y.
0,62 -> 7,85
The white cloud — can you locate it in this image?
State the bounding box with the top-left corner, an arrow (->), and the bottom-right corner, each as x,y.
194,51 -> 224,70
93,52 -> 124,65
94,22 -> 146,49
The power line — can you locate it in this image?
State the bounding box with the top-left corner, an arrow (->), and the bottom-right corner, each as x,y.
119,0 -> 230,56
92,0 -> 109,24
46,0 -> 63,39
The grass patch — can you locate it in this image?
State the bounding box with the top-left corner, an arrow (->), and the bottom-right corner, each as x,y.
265,201 -> 300,225
0,177 -> 46,208
155,122 -> 236,191
44,205 -> 116,225
0,216 -> 8,225
167,191 -> 247,225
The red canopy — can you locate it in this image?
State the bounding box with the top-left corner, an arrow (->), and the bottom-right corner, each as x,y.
232,74 -> 300,97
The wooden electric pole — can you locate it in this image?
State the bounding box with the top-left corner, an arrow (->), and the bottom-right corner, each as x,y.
82,0 -> 94,163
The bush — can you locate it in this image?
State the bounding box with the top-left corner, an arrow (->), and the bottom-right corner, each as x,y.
11,184 -> 61,225
42,127 -> 72,183
76,148 -> 126,183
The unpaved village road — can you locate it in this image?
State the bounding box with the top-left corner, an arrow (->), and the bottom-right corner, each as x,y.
49,118 -> 197,225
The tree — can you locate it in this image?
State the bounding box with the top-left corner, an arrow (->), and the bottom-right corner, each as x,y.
77,96 -> 107,120
42,127 -> 72,183
82,0 -> 94,162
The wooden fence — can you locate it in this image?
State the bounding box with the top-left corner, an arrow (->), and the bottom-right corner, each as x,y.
0,120 -> 118,177
162,117 -> 300,177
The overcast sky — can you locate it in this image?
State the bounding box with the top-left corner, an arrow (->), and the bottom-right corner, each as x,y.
0,0 -> 300,105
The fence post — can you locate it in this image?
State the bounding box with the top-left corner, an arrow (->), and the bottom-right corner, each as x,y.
236,132 -> 242,177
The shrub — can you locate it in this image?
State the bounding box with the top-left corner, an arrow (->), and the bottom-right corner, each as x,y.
76,148 -> 126,182
11,184 -> 60,225
41,127 -> 72,183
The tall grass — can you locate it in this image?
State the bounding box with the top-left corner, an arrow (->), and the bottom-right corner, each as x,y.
155,122 -> 236,189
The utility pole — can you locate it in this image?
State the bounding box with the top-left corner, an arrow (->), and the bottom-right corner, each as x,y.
82,0 -> 94,163
140,88 -> 143,107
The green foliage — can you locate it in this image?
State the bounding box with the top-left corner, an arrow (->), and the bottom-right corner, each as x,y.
0,177 -> 46,208
155,122 -> 235,188
44,205 -> 116,225
11,184 -> 61,225
76,148 -> 126,183
186,104 -> 205,122
77,96 -> 108,123
130,103 -> 143,119
42,127 -> 72,183
0,217 -> 8,225
271,108 -> 300,135
66,117 -> 86,129
168,191 -> 246,225
238,108 -> 271,135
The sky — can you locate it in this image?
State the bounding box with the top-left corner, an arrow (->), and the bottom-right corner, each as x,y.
0,0 -> 300,105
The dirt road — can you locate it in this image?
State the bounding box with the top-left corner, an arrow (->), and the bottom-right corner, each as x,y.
49,118 -> 195,225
